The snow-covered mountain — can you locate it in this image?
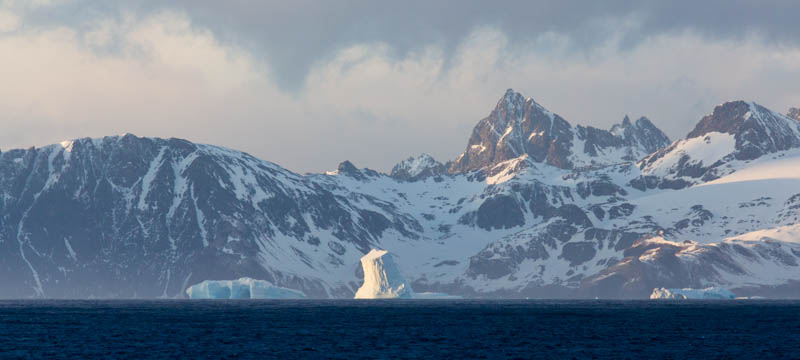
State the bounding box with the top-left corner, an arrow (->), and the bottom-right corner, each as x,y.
2,90 -> 799,299
638,101 -> 800,189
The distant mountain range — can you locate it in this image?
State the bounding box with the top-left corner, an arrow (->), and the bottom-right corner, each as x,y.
2,89 -> 799,299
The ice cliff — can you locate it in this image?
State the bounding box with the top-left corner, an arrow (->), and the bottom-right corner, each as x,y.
186,278 -> 307,299
354,250 -> 414,299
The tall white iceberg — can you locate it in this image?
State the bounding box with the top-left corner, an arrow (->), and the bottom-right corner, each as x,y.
650,287 -> 735,300
186,277 -> 306,299
354,249 -> 414,299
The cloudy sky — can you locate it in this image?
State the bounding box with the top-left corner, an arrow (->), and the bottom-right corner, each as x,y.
1,0 -> 799,173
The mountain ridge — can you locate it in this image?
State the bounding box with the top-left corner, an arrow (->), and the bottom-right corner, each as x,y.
2,91 -> 799,299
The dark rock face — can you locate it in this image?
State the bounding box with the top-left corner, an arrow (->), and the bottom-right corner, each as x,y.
560,242 -> 597,267
476,195 -> 525,230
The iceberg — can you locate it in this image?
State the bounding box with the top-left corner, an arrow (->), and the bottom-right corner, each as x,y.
354,249 -> 414,299
650,287 -> 735,300
186,277 -> 306,299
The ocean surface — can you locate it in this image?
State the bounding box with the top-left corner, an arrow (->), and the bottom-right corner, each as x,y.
1,300 -> 799,359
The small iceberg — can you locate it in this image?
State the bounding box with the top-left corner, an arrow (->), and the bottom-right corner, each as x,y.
354,249 -> 414,299
186,277 -> 306,299
650,287 -> 735,300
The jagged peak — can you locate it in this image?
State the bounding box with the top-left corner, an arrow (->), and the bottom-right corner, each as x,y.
390,153 -> 445,181
330,160 -> 380,180
788,107 -> 800,121
635,116 -> 656,128
608,115 -> 669,144
337,160 -> 359,174
686,100 -> 794,139
494,89 -> 554,123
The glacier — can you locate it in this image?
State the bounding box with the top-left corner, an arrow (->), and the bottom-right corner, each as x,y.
354,249 -> 414,299
186,278 -> 306,299
649,287 -> 736,300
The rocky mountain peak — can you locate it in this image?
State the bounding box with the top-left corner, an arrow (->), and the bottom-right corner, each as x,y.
449,89 -> 574,173
621,115 -> 632,127
573,115 -> 670,165
686,101 -> 752,139
789,107 -> 800,121
615,116 -> 671,154
390,154 -> 445,182
449,90 -> 672,173
638,100 -> 800,189
685,100 -> 800,160
335,160 -> 380,180
337,160 -> 359,174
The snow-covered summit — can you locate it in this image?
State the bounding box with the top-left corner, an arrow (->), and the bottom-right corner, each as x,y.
686,101 -> 800,159
390,154 -> 446,181
638,100 -> 800,188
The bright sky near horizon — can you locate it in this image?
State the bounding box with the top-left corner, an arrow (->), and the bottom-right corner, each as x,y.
1,0 -> 799,173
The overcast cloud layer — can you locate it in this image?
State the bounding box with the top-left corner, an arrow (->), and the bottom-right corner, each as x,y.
1,0 -> 799,173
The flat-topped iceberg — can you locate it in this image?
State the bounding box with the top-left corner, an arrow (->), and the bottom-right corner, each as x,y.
354,249 -> 414,299
186,277 -> 306,299
650,287 -> 735,300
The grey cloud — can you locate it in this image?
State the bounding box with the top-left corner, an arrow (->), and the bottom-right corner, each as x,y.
21,0 -> 800,90
3,1 -> 799,173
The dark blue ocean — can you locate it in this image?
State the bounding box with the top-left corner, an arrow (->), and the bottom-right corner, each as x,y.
1,300 -> 799,359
